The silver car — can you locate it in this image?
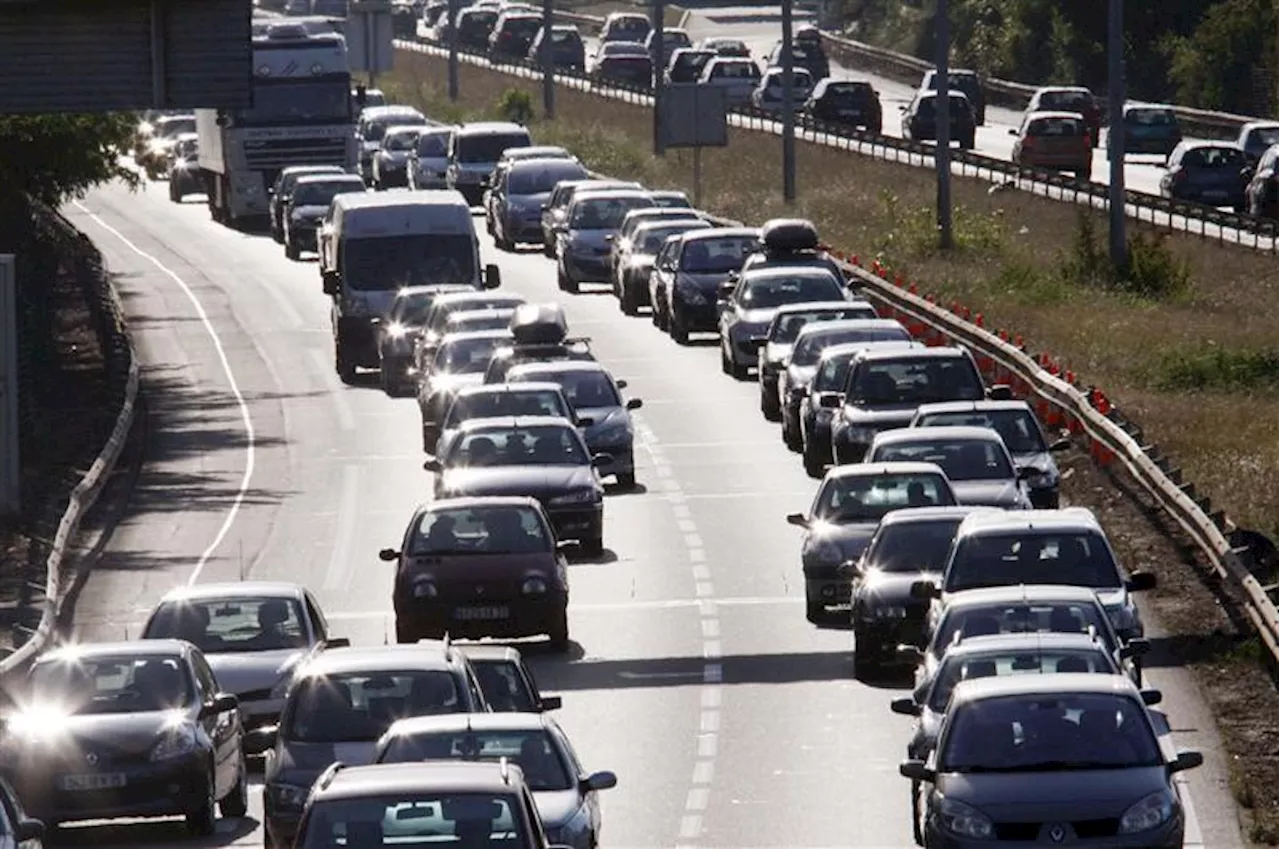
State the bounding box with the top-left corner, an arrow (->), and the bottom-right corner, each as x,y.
865,425 -> 1035,510
373,124 -> 431,190
407,125 -> 456,190
556,189 -> 655,293
492,158 -> 591,250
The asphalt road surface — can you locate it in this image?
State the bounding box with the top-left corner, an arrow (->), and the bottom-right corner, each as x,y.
55,170 -> 1243,847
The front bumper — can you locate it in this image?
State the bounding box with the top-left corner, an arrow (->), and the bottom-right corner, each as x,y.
546,503 -> 604,543
924,813 -> 1183,849
562,251 -> 611,282
804,568 -> 851,605
726,330 -> 761,366
16,751 -> 208,823
853,614 -> 927,652
503,215 -> 546,243
287,223 -> 320,250
585,444 -> 634,479
395,593 -> 568,640
671,295 -> 717,331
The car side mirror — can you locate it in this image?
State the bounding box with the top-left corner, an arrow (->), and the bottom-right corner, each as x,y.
591,452 -> 614,467
582,770 -> 618,792
15,819 -> 44,842
626,397 -> 643,410
615,379 -> 628,389
1170,749 -> 1204,773
325,637 -> 351,648
1007,128 -> 1017,136
785,512 -> 809,528
215,114 -> 228,127
244,725 -> 279,756
1126,571 -> 1157,592
890,697 -> 921,716
1049,437 -> 1071,452
986,384 -> 1013,400
909,579 -> 939,599
540,203 -> 549,211
817,392 -> 841,409
484,263 -> 502,289
379,548 -> 401,562
200,692 -> 239,718
898,104 -> 907,112
575,416 -> 595,428
539,695 -> 562,711
1139,688 -> 1163,706
898,759 -> 934,782
1119,637 -> 1150,659
423,458 -> 442,472
896,643 -> 924,664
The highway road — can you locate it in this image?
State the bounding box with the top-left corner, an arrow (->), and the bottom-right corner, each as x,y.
53,162 -> 1244,847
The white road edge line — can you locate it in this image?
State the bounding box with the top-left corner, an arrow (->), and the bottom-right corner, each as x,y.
71,201 -> 256,586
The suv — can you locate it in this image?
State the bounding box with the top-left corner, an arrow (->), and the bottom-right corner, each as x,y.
293,760 -> 576,849
447,122 -> 534,205
259,642 -> 490,848
804,79 -> 882,133
920,68 -> 985,125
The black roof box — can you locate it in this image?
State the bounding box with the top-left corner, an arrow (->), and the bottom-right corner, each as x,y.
509,302 -> 569,345
760,218 -> 820,253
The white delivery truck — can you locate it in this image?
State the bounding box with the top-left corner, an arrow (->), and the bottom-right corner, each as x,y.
318,190 -> 503,383
196,21 -> 359,228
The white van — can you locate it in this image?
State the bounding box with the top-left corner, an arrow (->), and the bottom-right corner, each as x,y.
445,121 -> 533,205
319,190 -> 501,383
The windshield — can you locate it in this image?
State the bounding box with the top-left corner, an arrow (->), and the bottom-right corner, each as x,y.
941,693 -> 1161,772
379,728 -> 572,790
848,357 -> 984,405
383,130 -> 422,152
302,793 -> 526,849
343,234 -> 476,290
29,655 -> 190,714
929,649 -> 1113,713
793,326 -> 906,365
469,659 -> 537,712
418,132 -> 450,156
284,671 -> 462,743
946,531 -> 1121,592
1027,116 -> 1084,137
551,29 -> 582,46
917,409 -> 1046,453
932,602 -> 1116,659
434,335 -> 508,374
812,473 -> 955,523
865,519 -> 964,573
740,274 -> 844,308
873,438 -> 1013,482
239,79 -> 352,125
445,389 -> 568,428
448,425 -> 588,468
771,309 -> 877,345
292,180 -> 364,207
508,162 -> 588,195
1249,127 -> 1280,147
428,298 -> 520,333
513,369 -> 619,409
410,504 -> 550,555
457,132 -> 530,164
827,84 -> 873,105
1182,146 -> 1245,168
570,196 -> 653,229
144,596 -> 308,653
1127,108 -> 1175,126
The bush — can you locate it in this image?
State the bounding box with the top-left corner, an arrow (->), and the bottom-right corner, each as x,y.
496,88 -> 534,125
1151,345 -> 1279,392
1059,212 -> 1189,299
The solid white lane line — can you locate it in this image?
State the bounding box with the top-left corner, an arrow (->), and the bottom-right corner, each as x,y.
323,464 -> 361,590
73,201 -> 256,586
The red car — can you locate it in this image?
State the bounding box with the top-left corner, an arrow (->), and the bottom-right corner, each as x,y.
1026,86 -> 1102,147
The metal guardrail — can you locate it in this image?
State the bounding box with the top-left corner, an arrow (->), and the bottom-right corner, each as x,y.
0,215 -> 140,677
392,38 -> 1279,252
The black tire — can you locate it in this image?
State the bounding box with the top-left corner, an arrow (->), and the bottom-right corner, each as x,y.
395,617 -> 418,644
495,230 -> 512,251
805,601 -> 825,625
783,416 -> 802,452
616,470 -> 636,489
731,360 -> 750,381
720,343 -> 733,375
336,340 -> 357,385
220,752 -> 249,818
580,534 -> 604,557
911,781 -> 925,846
547,610 -> 570,652
379,366 -> 397,396
169,182 -> 182,203
285,237 -> 300,261
803,446 -> 826,479
543,239 -> 555,258
422,424 -> 437,454
271,219 -> 283,244
185,770 -> 217,836
620,283 -> 638,316
760,387 -> 780,421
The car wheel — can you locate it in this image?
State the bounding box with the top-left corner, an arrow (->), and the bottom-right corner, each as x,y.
760,386 -> 780,420
185,768 -> 218,836
911,781 -> 925,846
580,534 -> 604,556
335,342 -> 357,386
271,222 -> 283,244
731,359 -> 750,381
495,230 -> 512,251
379,366 -> 398,396
543,241 -> 555,258
620,284 -> 639,316
169,181 -> 182,203
285,237 -> 300,261
783,417 -> 802,452
548,610 -> 570,652
805,600 -> 825,625
220,752 -> 249,818
803,444 -> 826,479
395,617 -> 418,643
422,424 -> 437,454
616,470 -> 636,489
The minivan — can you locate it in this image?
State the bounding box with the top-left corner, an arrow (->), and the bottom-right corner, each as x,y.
446,121 -> 533,205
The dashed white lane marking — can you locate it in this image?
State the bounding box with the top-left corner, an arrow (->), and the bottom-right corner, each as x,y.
72,201 -> 257,586
634,415 -> 721,847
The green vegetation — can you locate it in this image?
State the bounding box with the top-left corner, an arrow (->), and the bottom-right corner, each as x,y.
1151,345 -> 1279,392
0,114 -> 139,207
840,0 -> 1279,118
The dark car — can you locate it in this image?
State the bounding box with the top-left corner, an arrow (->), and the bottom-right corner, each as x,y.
483,302 -> 597,385
718,267 -> 850,380
1245,143 -> 1280,219
910,399 -> 1071,508
269,164 -> 345,243
489,13 -> 543,62
754,302 -> 881,421
427,417 -> 609,554
382,496 -> 572,648
785,461 -> 958,624
540,179 -> 642,258
920,68 -> 985,125
900,676 -> 1202,849
1026,85 -> 1101,146
765,39 -> 828,82
375,713 -> 615,847
355,105 -> 427,183
454,6 -> 498,50
258,642 -> 490,848
372,123 -> 431,191
166,135 -> 203,202
827,345 -> 989,467
902,90 -> 977,149
804,79 -> 882,133
1160,140 -> 1249,209
291,760 -> 576,849
377,283 -> 479,397
415,291 -> 527,373
460,645 -> 563,713
417,329 -> 516,449
665,47 -> 715,84
4,641 -> 246,834
1236,120 -> 1280,165
592,42 -> 653,89
848,505 -> 994,667
1117,103 -> 1182,158
1010,111 -> 1094,181
0,774 -> 44,846
436,382 -> 577,454
735,217 -> 849,287
608,206 -> 705,289
614,218 -> 712,314
527,24 -> 586,71
282,173 -> 367,261
778,319 -> 911,449
493,158 -> 592,250
865,425 -> 1034,510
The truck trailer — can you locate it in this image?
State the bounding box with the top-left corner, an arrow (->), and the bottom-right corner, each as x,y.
196,22 -> 358,228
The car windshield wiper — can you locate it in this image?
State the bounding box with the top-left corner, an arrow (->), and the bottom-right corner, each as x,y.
955,760 -> 1138,773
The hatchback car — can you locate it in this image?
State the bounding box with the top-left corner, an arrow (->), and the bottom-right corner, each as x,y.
417,329 -> 516,447
902,90 -> 977,149
375,713 -> 616,847
414,291 -> 528,375
900,675 -> 1202,848
592,41 -> 653,88
270,164 -> 345,242
356,105 -> 427,183
644,27 -> 691,70
1010,111 -> 1093,180
804,78 -> 882,133
540,179 -> 642,256
383,496 -> 572,648
718,267 -> 850,379
557,189 -> 656,292
527,24 -> 586,70
373,123 -> 431,190
608,206 -> 706,284
1245,143 -> 1280,219
665,47 -> 715,84
281,173 -> 367,261
492,159 -> 592,250
698,56 -> 762,106
377,283 -> 477,396
408,125 -> 456,190
766,39 -> 829,82
453,6 -> 499,51
786,461 -> 958,624
865,426 -> 1034,510
1026,86 -> 1101,146
755,304 -> 882,421
651,227 -> 760,340
615,218 -> 711,314
752,66 -> 815,113
920,68 -> 985,124
488,12 -> 542,62
1160,140 -> 1249,208
461,645 -> 563,713
435,382 -> 576,454
1235,120 -> 1280,164
1117,103 -> 1182,158
599,11 -> 650,44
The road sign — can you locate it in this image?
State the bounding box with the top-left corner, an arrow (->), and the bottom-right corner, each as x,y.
348,0 -> 394,76
659,84 -> 728,149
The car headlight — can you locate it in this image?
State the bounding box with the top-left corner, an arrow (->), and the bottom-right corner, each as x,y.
267,782 -> 310,812
150,724 -> 198,761
521,576 -> 549,595
936,797 -> 994,840
412,578 -> 439,599
269,676 -> 292,701
549,489 -> 598,505
1119,790 -> 1175,833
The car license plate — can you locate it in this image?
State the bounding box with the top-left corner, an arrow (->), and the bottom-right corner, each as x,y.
454,605 -> 510,621
61,773 -> 127,791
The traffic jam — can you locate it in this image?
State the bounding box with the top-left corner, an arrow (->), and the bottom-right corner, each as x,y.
0,76 -> 1210,849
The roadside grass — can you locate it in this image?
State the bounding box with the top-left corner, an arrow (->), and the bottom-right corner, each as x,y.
387,51 -> 1279,840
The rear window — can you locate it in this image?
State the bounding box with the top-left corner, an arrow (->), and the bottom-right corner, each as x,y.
1040,90 -> 1092,111
871,437 -> 1014,482
791,325 -> 906,365
928,647 -> 1113,712
813,473 -> 956,522
1182,146 -> 1245,168
417,132 -> 450,156
508,162 -> 588,195
1027,116 -> 1085,136
932,602 -> 1114,658
445,389 -> 567,428
771,308 -> 876,344
713,61 -> 759,79
865,518 -> 965,574
1127,108 -> 1176,126
570,195 -> 653,228
679,235 -> 757,272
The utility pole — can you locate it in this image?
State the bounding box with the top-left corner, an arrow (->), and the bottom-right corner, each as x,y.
541,0 -> 554,118
934,0 -> 952,249
652,0 -> 666,156
1107,0 -> 1127,270
781,0 -> 796,202
447,0 -> 460,101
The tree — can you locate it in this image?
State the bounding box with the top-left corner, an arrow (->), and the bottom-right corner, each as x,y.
0,114 -> 140,208
1166,0 -> 1279,117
